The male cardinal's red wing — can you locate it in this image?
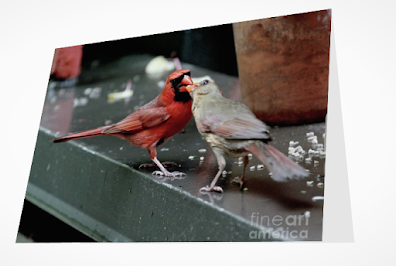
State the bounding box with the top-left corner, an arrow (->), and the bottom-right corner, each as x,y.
103,107 -> 171,134
199,113 -> 271,141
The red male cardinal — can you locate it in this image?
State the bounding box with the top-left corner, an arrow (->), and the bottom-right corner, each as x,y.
53,69 -> 197,177
186,79 -> 309,192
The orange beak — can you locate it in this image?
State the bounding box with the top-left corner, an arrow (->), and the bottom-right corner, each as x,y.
179,75 -> 200,93
178,75 -> 194,93
185,82 -> 200,93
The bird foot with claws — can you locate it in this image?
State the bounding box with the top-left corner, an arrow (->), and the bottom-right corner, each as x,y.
231,176 -> 247,189
199,185 -> 224,193
152,170 -> 186,178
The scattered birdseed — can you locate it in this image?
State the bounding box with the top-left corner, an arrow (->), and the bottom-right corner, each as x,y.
317,182 -> 324,188
307,181 -> 314,187
198,149 -> 207,153
250,166 -> 256,171
306,132 -> 315,137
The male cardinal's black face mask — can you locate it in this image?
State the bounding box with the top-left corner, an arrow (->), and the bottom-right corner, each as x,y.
172,72 -> 193,103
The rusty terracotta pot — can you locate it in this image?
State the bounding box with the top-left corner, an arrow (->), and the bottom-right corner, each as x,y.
51,45 -> 83,79
233,10 -> 331,126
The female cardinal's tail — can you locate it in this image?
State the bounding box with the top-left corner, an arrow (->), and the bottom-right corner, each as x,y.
246,141 -> 309,182
52,126 -> 110,143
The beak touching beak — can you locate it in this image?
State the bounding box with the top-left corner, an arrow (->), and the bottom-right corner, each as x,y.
185,82 -> 200,93
179,75 -> 199,93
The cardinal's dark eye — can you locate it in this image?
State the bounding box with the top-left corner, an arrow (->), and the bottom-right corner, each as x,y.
202,80 -> 209,85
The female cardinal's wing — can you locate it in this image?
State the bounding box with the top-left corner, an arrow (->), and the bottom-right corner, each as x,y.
198,99 -> 272,141
103,107 -> 170,134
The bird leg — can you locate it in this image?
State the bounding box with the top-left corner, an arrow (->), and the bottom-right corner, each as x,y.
200,150 -> 225,193
232,155 -> 249,189
147,147 -> 185,178
151,157 -> 186,178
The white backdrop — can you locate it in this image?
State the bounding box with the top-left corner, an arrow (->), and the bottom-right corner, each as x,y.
1,0 -> 395,265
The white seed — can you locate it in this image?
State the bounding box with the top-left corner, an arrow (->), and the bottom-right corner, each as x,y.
308,135 -> 317,142
200,156 -> 204,161
157,80 -> 165,88
249,166 -> 255,171
198,149 -> 207,153
307,181 -> 314,187
84,88 -> 93,95
305,157 -> 312,164
289,141 -> 299,146
306,132 -> 315,137
312,196 -> 324,202
257,164 -> 264,170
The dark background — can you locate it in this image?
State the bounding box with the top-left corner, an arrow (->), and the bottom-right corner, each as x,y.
82,24 -> 239,77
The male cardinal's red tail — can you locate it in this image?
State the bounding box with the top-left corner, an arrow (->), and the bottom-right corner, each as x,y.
52,126 -> 109,143
246,141 -> 309,182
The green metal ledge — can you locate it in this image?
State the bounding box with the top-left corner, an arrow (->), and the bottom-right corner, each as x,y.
24,55 -> 325,241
